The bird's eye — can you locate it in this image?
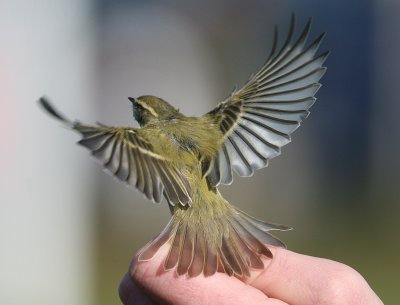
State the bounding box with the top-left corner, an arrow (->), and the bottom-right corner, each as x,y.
136,104 -> 145,113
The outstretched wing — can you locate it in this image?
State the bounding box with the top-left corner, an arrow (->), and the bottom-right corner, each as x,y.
39,98 -> 192,206
204,15 -> 329,186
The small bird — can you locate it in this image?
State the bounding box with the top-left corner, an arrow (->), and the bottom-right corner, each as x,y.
39,15 -> 328,277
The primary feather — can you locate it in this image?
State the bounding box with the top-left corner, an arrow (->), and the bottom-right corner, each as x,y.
204,14 -> 328,186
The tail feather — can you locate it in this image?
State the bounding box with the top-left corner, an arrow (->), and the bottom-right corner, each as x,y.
203,243 -> 218,276
235,207 -> 292,232
137,205 -> 290,277
188,234 -> 205,277
235,215 -> 286,248
221,236 -> 247,276
138,218 -> 174,261
218,248 -> 234,276
164,223 -> 185,270
229,222 -> 264,270
229,234 -> 250,276
177,225 -> 193,275
229,217 -> 273,258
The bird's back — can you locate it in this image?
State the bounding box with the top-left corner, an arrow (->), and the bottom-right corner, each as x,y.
141,115 -> 222,167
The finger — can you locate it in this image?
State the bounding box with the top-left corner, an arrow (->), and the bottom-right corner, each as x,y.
129,245 -> 287,305
119,271 -> 159,305
246,247 -> 383,305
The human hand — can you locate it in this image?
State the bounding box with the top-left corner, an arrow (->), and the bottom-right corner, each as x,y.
119,245 -> 383,305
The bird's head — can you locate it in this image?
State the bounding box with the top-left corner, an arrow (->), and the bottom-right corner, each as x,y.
128,95 -> 180,127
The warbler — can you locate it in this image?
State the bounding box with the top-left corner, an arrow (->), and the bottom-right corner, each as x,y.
39,15 -> 328,277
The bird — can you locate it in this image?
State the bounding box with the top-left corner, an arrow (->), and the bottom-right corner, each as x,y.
39,15 -> 328,278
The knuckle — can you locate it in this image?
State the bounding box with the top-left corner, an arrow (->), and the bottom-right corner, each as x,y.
317,263 -> 366,305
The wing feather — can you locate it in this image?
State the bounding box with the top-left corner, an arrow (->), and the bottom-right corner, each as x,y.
205,15 -> 328,186
75,124 -> 192,205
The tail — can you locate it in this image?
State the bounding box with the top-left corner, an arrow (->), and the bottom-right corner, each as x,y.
138,204 -> 291,277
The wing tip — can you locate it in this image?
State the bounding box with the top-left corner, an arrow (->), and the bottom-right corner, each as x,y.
38,96 -> 72,126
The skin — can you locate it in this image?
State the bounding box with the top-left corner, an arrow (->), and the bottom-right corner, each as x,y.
119,245 -> 384,305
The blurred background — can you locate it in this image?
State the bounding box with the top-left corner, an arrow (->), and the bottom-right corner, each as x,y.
1,0 -> 399,304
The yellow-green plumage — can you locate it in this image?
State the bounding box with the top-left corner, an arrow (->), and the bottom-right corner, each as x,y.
39,15 -> 328,277
131,97 -> 289,276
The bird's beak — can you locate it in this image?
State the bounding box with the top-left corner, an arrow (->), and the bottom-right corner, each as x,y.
128,97 -> 137,106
